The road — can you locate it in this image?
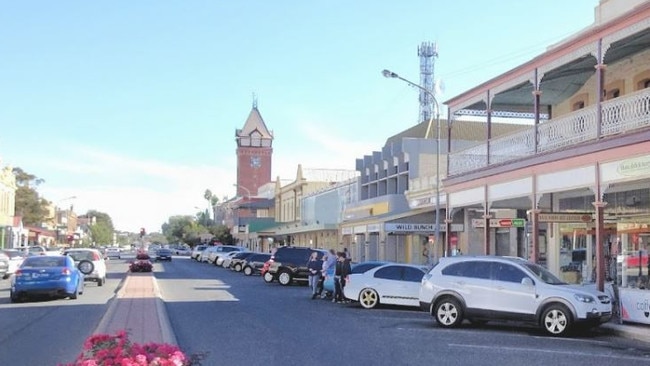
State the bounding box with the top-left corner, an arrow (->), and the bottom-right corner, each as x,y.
159,257 -> 650,366
1,255 -> 650,366
0,256 -> 130,366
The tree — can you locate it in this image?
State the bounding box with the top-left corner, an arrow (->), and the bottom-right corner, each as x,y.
86,210 -> 115,245
13,167 -> 49,226
161,215 -> 208,245
203,189 -> 213,220
209,224 -> 234,244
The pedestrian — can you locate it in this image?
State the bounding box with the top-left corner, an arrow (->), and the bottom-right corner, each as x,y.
307,251 -> 323,299
333,251 -> 352,303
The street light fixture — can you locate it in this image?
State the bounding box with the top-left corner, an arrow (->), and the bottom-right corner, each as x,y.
383,69 -> 442,265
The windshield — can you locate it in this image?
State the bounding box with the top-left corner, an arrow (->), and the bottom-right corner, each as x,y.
522,262 -> 566,285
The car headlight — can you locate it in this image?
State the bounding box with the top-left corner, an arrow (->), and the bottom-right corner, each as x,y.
574,293 -> 595,303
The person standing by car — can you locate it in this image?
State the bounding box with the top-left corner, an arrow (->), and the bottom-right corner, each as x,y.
333,251 -> 352,303
307,252 -> 323,299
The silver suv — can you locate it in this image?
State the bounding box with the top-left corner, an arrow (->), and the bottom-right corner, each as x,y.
419,256 -> 612,336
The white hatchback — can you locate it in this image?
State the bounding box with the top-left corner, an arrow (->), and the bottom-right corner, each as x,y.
63,248 -> 107,286
419,256 -> 612,336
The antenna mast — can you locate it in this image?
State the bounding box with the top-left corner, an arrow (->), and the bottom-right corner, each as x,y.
418,42 -> 438,123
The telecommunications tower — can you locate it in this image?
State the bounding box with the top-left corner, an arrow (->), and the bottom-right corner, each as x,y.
418,42 -> 438,123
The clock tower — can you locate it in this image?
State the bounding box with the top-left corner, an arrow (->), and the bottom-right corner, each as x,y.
235,103 -> 273,197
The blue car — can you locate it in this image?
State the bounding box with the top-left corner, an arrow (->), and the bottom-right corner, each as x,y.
10,255 -> 85,303
323,261 -> 391,294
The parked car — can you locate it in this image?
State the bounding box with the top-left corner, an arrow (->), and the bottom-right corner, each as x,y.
155,248 -> 173,261
105,247 -> 121,259
242,253 -> 272,276
266,247 -> 327,286
0,251 -> 9,279
228,252 -> 256,271
323,260 -> 390,295
2,249 -> 26,279
208,245 -> 246,266
419,256 -> 613,336
63,248 -> 107,286
17,245 -> 47,256
10,255 -> 85,302
221,251 -> 248,269
191,245 -> 208,261
343,263 -> 428,309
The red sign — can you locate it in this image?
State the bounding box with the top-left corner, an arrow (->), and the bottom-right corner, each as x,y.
499,219 -> 513,227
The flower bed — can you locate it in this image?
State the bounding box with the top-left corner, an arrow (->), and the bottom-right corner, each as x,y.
130,260 -> 153,272
130,251 -> 153,272
61,330 -> 203,366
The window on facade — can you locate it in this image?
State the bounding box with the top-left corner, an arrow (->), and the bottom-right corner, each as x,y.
607,88 -> 620,100
645,79 -> 650,89
572,101 -> 585,111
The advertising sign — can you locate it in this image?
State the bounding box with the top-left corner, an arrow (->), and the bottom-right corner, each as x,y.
471,218 -> 525,228
619,288 -> 650,325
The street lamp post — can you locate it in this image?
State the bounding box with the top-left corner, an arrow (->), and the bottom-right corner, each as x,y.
382,69 -> 441,265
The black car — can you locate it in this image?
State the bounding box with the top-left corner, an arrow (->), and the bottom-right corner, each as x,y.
155,248 -> 173,261
265,246 -> 326,286
242,253 -> 272,276
228,252 -> 256,272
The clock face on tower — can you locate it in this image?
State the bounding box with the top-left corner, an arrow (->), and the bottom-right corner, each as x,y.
250,156 -> 261,169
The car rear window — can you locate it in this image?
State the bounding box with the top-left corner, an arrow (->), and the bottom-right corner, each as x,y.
65,251 -> 95,262
23,256 -> 66,267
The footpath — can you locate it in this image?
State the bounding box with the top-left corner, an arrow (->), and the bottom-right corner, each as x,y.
91,272 -> 648,349
93,272 -> 177,345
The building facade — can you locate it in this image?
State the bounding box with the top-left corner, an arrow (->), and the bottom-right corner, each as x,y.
440,0 -> 650,293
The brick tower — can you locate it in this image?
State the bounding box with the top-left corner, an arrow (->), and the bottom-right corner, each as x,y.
235,102 -> 273,197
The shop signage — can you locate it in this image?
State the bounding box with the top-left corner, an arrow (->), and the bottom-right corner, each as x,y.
353,225 -> 366,234
617,155 -> 650,177
341,227 -> 352,235
537,212 -> 593,223
385,223 -> 443,232
618,288 -> 650,325
471,218 -> 525,228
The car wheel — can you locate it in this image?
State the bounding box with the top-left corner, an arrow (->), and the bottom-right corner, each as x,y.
263,272 -> 274,283
278,270 -> 292,286
244,266 -> 253,276
359,288 -> 379,309
234,264 -> 242,272
541,304 -> 571,336
434,297 -> 463,328
69,288 -> 78,300
78,260 -> 95,275
98,277 -> 105,287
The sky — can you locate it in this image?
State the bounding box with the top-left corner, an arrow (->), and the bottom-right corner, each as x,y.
0,0 -> 599,233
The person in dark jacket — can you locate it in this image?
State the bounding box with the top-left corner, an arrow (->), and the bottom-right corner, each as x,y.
307,252 -> 323,299
333,251 -> 352,303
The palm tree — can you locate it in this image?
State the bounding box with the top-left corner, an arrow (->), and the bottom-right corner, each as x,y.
203,189 -> 213,222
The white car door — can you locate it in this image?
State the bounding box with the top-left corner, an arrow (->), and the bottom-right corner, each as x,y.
372,265 -> 405,306
491,262 -> 537,316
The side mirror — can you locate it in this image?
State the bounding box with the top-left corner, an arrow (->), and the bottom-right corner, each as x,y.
521,277 -> 534,287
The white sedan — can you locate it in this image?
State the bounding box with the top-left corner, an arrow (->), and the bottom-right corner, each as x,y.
343,263 -> 428,309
